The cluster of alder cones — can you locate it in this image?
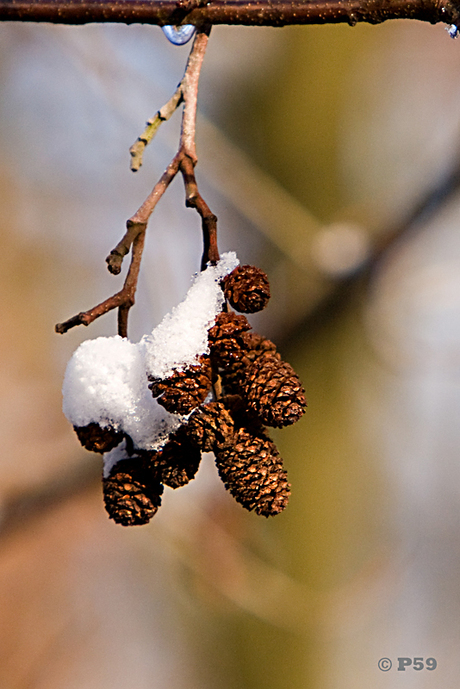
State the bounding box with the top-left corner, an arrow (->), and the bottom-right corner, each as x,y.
74,264 -> 306,525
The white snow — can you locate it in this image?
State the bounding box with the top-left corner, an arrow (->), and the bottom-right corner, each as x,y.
102,439 -> 130,478
142,251 -> 239,379
62,253 -> 239,451
62,334 -> 185,449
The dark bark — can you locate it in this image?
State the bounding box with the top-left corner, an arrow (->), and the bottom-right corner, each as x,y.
0,0 -> 458,29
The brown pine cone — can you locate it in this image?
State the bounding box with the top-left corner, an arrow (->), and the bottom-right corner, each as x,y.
149,355 -> 213,415
243,353 -> 306,427
187,401 -> 235,452
223,265 -> 271,313
208,312 -> 251,369
74,422 -> 124,454
215,427 -> 290,516
103,457 -> 163,526
146,426 -> 202,489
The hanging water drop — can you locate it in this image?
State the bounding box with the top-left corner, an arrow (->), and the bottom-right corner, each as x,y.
162,25 -> 196,45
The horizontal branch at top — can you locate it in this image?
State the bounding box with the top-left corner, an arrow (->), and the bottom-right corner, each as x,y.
0,0 -> 458,28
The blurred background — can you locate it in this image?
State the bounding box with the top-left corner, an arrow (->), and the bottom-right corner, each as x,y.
1,16 -> 460,688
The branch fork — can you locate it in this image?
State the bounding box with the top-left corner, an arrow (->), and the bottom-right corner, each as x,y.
56,25 -> 218,339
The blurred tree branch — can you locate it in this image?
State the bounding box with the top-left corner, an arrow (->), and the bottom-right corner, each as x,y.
0,0 -> 458,29
279,154 -> 460,347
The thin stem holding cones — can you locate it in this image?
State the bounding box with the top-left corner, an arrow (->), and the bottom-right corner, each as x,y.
179,27 -> 209,163
180,154 -> 219,269
56,25 -> 218,339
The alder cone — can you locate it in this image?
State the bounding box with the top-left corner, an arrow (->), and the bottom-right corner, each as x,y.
219,394 -> 266,434
149,355 -> 213,414
187,401 -> 235,452
242,332 -> 278,362
215,427 -> 290,516
74,422 -> 124,454
244,353 -> 306,427
208,312 -> 251,342
149,425 -> 202,488
220,332 -> 280,395
103,458 -> 163,526
223,265 -> 270,313
208,311 -> 251,369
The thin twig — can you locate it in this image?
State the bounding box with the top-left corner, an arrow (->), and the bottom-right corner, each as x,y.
55,151 -> 180,336
129,82 -> 184,172
179,26 -> 211,163
128,152 -> 182,225
180,154 -> 219,268
55,224 -> 146,335
106,220 -> 142,275
129,25 -> 210,172
56,26 -> 215,338
177,26 -> 219,269
116,227 -> 146,337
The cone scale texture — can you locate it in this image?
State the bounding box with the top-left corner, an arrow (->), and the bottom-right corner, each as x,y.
215,427 -> 291,517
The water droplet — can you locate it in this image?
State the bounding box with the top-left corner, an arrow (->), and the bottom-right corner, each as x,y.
347,12 -> 357,27
446,24 -> 459,39
162,25 -> 196,45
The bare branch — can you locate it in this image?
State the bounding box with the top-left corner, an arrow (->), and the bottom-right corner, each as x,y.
55,225 -> 146,335
0,0 -> 458,29
129,153 -> 182,225
179,26 -> 210,162
180,154 -> 219,269
106,220 -> 142,275
117,228 -> 146,337
55,26 -> 216,338
130,26 -> 210,172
